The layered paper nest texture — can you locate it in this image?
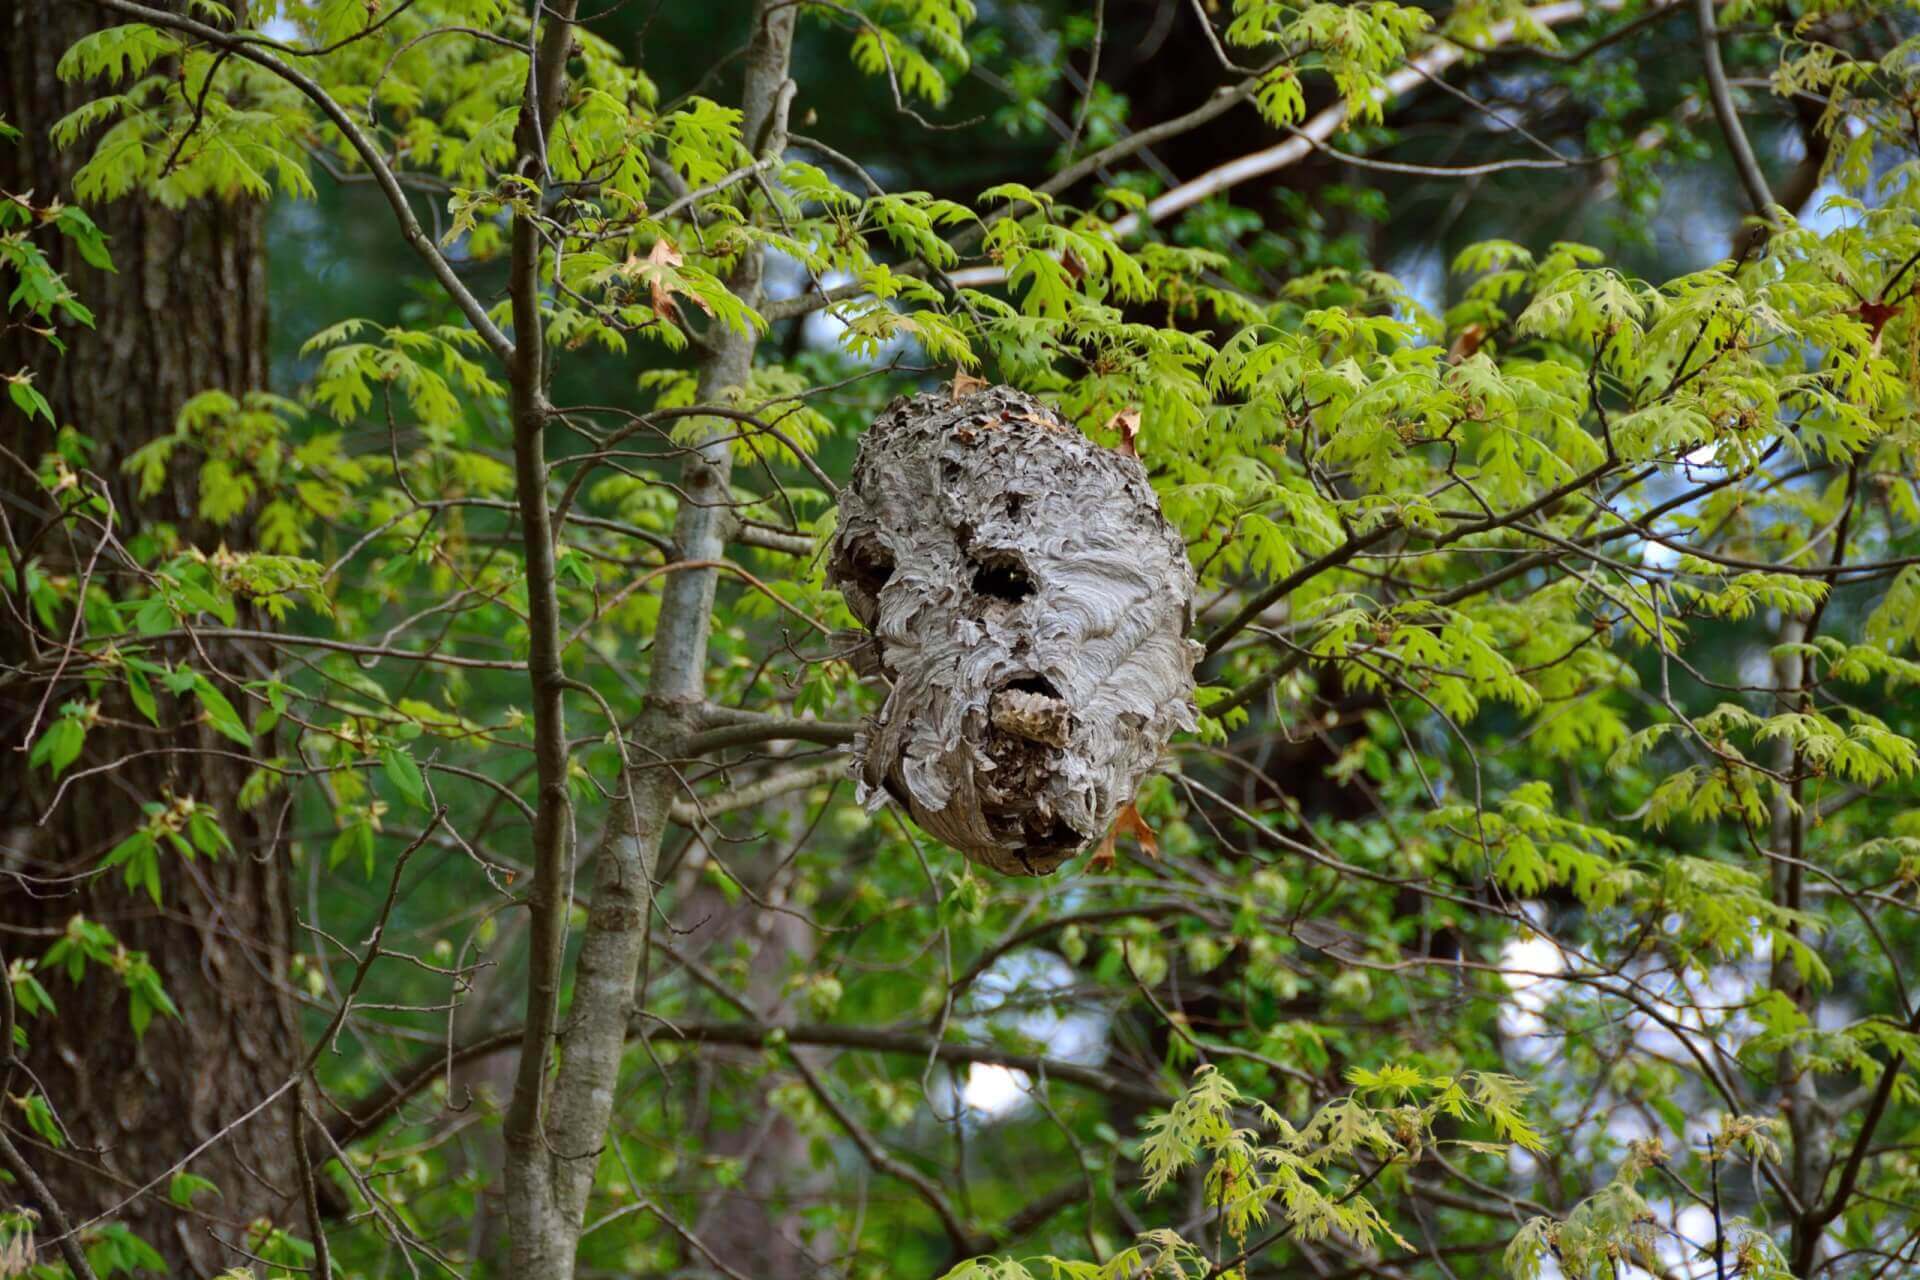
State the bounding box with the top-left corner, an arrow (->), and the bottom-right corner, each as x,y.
828,387 -> 1199,876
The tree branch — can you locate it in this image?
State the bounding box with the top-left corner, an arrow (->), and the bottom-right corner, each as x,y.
669,760 -> 847,827
325,1017 -> 1168,1154
497,4 -> 587,1275
1796,1004 -> 1920,1268
684,709 -> 860,755
945,0 -> 1630,290
0,1127 -> 102,1280
92,0 -> 516,365
514,2 -> 801,1271
1693,0 -> 1776,220
786,1047 -> 988,1256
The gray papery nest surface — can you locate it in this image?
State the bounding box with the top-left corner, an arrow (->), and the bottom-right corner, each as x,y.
828,386 -> 1199,876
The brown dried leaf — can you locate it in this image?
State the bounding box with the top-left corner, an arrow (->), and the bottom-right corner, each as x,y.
647,283 -> 679,323
948,371 -> 990,400
1105,407 -> 1141,458
643,237 -> 711,323
1116,800 -> 1158,858
1857,298 -> 1899,351
1446,322 -> 1487,365
1009,410 -> 1062,432
646,241 -> 681,324
1088,799 -> 1158,872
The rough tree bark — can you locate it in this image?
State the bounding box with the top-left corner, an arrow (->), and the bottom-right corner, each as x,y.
0,2 -> 297,1274
829,387 -> 1198,875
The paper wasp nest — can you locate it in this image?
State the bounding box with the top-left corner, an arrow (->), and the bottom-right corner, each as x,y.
829,387 -> 1199,876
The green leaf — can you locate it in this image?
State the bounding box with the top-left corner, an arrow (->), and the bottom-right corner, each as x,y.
329,819 -> 376,878
193,677 -> 253,747
19,1093 -> 62,1148
103,829 -> 153,870
133,595 -> 172,635
126,665 -> 158,725
185,811 -> 232,859
380,746 -> 429,810
28,714 -> 86,778
54,205 -> 114,271
8,378 -> 54,424
168,1172 -> 219,1209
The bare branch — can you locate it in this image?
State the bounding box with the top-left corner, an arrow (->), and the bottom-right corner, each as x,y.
1693,0 -> 1776,220
944,0 -> 1630,290
669,760 -> 846,826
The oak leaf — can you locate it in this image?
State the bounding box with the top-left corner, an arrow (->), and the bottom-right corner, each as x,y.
642,237 -> 711,325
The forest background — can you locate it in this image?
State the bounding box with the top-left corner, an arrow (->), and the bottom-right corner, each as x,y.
3,1 -> 1919,1278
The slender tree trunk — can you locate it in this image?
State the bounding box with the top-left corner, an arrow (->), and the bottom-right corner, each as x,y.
500,3 -> 796,1273
0,3 -> 297,1275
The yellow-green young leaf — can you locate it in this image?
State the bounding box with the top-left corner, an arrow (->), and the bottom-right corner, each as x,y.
1346,1063 -> 1430,1097
55,23 -> 179,84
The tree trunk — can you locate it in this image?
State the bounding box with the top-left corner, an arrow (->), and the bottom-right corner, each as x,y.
0,3 -> 298,1275
502,4 -> 796,1275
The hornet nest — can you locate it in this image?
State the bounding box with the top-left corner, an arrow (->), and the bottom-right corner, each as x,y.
828,386 -> 1199,876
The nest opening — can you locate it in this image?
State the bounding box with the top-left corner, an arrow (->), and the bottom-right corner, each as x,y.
846,538 -> 895,596
970,550 -> 1034,604
1000,672 -> 1059,699
981,671 -> 1080,865
1010,815 -> 1085,872
980,740 -> 1085,868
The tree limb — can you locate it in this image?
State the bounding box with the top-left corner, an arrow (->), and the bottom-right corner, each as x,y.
324,1017 -> 1168,1155
945,0 -> 1631,290
669,760 -> 847,827
92,0 -> 516,366
0,1126 -> 102,1280
1693,0 -> 1776,220
497,5 -> 589,1275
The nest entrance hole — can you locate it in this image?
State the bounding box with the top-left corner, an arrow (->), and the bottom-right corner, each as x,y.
980,671 -> 1083,863
1008,814 -> 1086,873
846,538 -> 895,596
1001,673 -> 1058,699
970,550 -> 1034,603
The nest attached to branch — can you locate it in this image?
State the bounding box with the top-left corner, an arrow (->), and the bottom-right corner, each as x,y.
829,386 -> 1199,876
